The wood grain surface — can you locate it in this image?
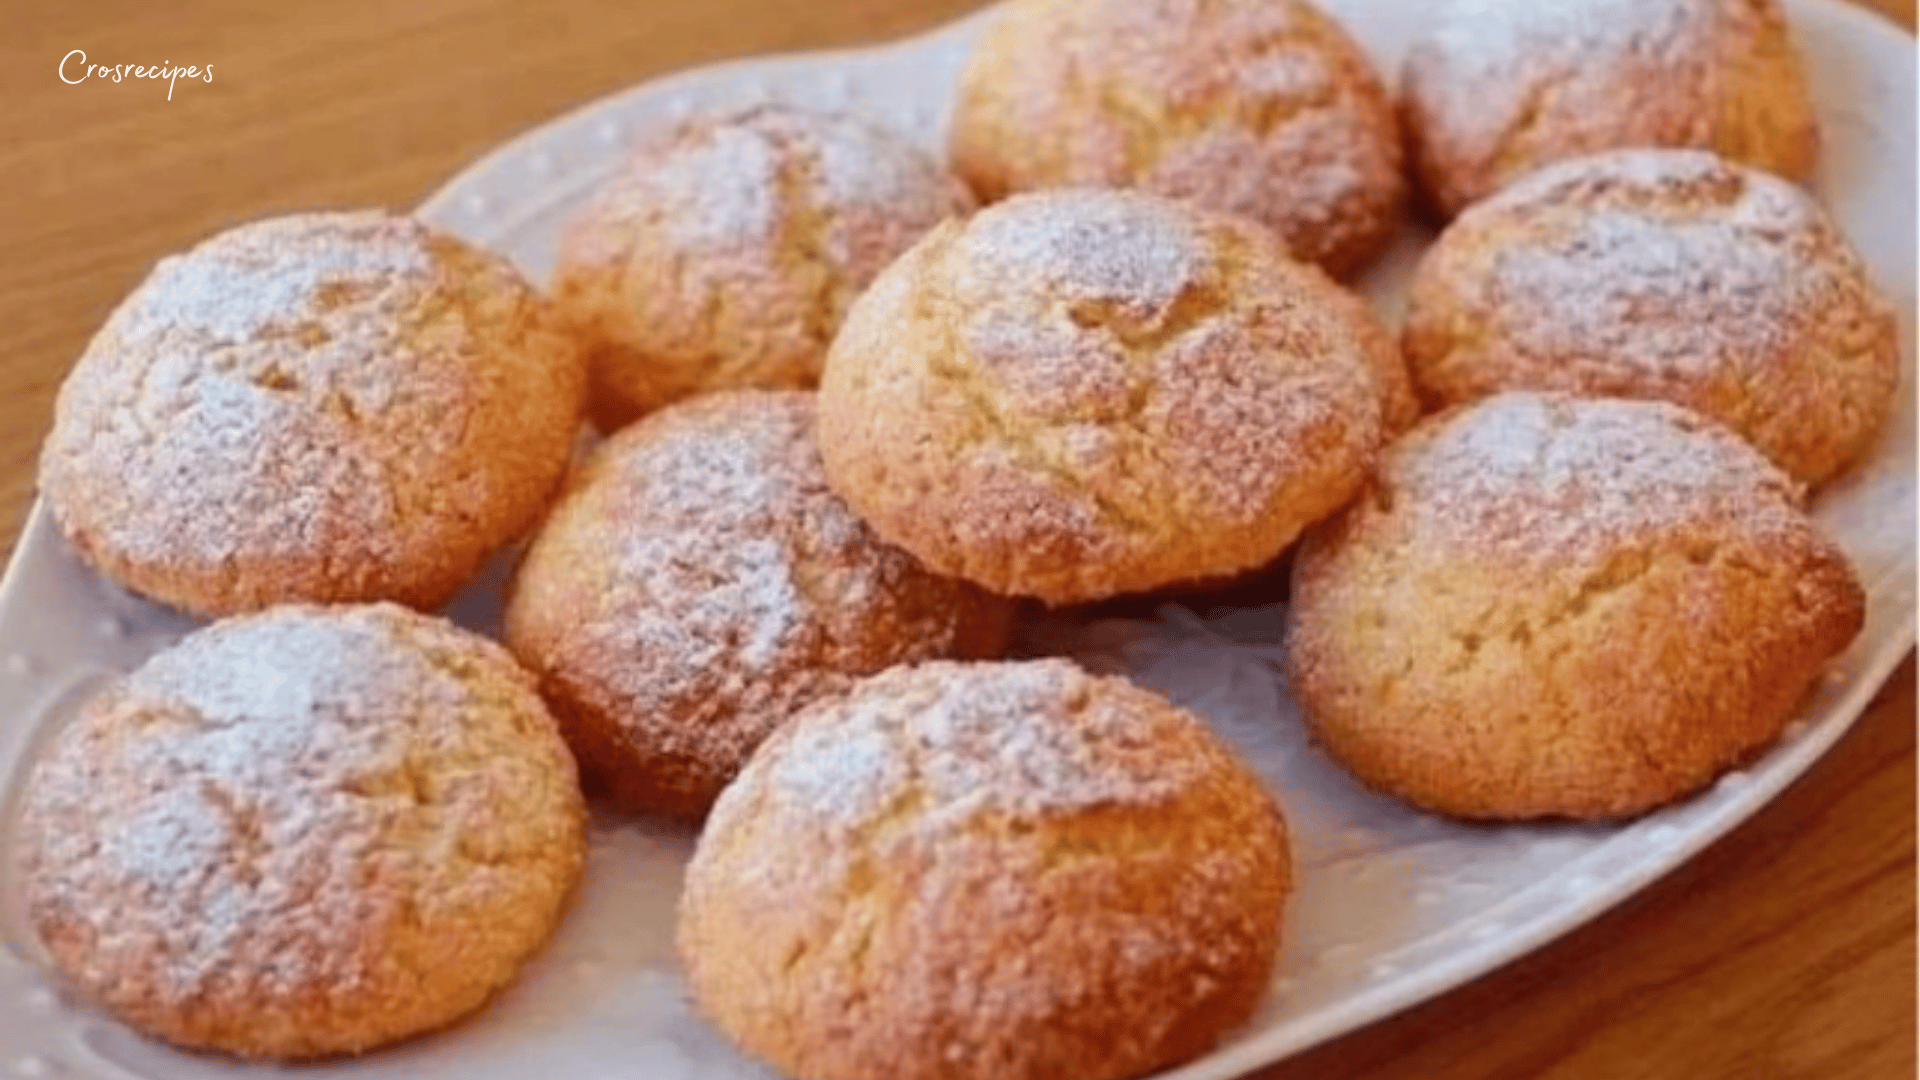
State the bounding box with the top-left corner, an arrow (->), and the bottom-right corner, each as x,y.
4,0 -> 1915,1077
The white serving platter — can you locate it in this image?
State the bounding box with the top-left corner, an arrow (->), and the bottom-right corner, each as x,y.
0,0 -> 1912,1077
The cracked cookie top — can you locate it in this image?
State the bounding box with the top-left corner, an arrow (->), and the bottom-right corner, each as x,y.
502,390 -> 1011,818
1401,150 -> 1898,486
553,104 -> 975,431
817,188 -> 1390,605
1400,0 -> 1818,218
38,210 -> 585,618
679,658 -> 1290,1080
1287,392 -> 1864,820
950,0 -> 1405,277
16,603 -> 587,1060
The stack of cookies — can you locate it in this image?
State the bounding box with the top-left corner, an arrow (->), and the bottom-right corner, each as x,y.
13,0 -> 1894,1077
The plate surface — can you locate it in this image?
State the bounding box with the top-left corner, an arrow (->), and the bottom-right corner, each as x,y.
0,1 -> 1913,1077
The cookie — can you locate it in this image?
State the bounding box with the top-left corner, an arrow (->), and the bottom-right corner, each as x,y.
16,603 -> 587,1060
678,658 -> 1291,1080
1287,393 -> 1865,820
817,188 -> 1390,604
1402,149 -> 1898,486
554,105 -> 974,431
503,390 -> 1012,817
39,210 -> 584,618
952,0 -> 1405,277
1401,0 -> 1818,218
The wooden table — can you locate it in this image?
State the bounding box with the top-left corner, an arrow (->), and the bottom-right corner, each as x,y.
5,0 -> 1914,1077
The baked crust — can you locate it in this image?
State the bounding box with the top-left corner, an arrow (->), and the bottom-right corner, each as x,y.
38,210 -> 585,618
1400,0 -> 1819,218
1401,149 -> 1898,486
1287,393 -> 1865,820
17,603 -> 587,1060
554,105 -> 974,430
502,390 -> 1012,817
951,0 -> 1405,278
817,188 -> 1390,605
678,658 -> 1291,1080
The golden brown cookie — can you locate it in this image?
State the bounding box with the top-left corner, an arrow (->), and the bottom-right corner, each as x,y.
38,210 -> 584,619
1400,0 -> 1819,219
951,0 -> 1405,277
1402,149 -> 1898,486
1288,393 -> 1865,820
554,105 -> 975,431
502,390 -> 1011,817
817,188 -> 1391,605
17,603 -> 587,1060
678,658 -> 1291,1080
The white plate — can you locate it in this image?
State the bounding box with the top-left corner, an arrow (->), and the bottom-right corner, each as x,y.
0,1 -> 1912,1077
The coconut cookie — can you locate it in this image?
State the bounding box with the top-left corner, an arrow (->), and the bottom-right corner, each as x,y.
1402,150 -> 1898,486
16,604 -> 587,1060
554,105 -> 975,431
679,658 -> 1291,1080
39,210 -> 585,618
952,0 -> 1405,277
817,188 -> 1390,605
1401,0 -> 1818,218
503,391 -> 1011,818
1288,393 -> 1865,820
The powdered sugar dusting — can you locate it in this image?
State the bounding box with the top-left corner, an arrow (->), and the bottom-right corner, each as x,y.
97,785 -> 235,906
650,124 -> 785,249
822,187 -> 1383,600
509,391 -> 1005,810
1402,0 -> 1769,212
17,604 -> 581,1011
592,532 -> 807,714
575,396 -> 861,712
1419,0 -> 1701,81
556,105 -> 972,422
1392,393 -> 1807,562
118,212 -> 433,344
1409,150 -> 1897,484
956,0 -> 1403,272
798,111 -> 961,233
687,657 -> 1288,1075
1541,144 -> 1731,193
39,209 -> 582,614
593,104 -> 971,266
749,658 -> 1213,837
1491,208 -> 1814,376
956,188 -> 1205,312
